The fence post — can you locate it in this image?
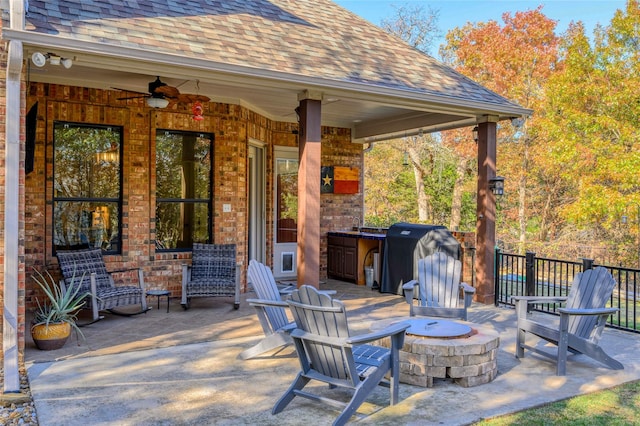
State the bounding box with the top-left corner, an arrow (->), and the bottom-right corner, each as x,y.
582,258 -> 594,271
525,251 -> 536,297
525,252 -> 536,313
494,247 -> 501,306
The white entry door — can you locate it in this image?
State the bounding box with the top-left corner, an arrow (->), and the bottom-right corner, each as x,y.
273,146 -> 298,279
248,142 -> 266,263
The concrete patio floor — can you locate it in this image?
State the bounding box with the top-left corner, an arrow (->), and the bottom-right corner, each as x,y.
25,280 -> 640,425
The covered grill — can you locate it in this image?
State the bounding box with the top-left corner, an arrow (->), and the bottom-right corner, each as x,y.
380,222 -> 460,294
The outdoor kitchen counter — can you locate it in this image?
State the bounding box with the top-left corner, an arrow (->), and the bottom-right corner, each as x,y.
327,230 -> 387,240
327,230 -> 386,285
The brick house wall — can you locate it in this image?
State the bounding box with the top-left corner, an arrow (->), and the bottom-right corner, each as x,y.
21,82 -> 362,311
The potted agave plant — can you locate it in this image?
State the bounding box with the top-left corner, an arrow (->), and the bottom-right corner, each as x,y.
30,268 -> 90,350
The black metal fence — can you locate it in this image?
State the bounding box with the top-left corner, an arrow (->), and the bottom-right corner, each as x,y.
495,248 -> 640,334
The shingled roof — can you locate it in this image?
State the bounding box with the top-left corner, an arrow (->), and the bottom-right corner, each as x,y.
1,0 -> 531,139
20,0 -> 524,108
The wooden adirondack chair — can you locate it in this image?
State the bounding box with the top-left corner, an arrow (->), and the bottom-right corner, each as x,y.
273,285 -> 409,426
513,266 -> 624,376
181,243 -> 241,310
402,252 -> 475,320
56,248 -> 149,323
239,259 -> 297,359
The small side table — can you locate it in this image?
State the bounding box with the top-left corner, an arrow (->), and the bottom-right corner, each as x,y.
147,290 -> 171,313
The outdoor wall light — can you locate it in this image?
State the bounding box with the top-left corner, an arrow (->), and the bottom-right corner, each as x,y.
60,58 -> 73,69
31,52 -> 73,69
31,52 -> 47,67
472,126 -> 479,143
489,176 -> 505,196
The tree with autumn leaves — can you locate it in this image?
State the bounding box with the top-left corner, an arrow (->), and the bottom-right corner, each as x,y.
365,0 -> 640,266
367,5 -> 478,229
538,1 -> 640,264
441,6 -> 560,254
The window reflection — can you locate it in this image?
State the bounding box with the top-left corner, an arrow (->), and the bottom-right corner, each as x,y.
276,159 -> 298,243
53,123 -> 122,252
156,131 -> 212,250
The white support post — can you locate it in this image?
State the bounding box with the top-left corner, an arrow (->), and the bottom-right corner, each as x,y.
3,0 -> 25,393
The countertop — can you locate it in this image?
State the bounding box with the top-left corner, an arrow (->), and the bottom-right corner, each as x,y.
328,230 -> 386,240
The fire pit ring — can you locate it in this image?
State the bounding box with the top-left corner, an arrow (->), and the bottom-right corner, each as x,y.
403,319 -> 474,338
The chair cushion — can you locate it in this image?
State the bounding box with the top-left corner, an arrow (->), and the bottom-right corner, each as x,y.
57,248 -> 113,292
186,278 -> 236,297
94,286 -> 143,311
190,243 -> 236,280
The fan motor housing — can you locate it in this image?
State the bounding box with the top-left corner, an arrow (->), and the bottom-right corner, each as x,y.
148,77 -> 167,95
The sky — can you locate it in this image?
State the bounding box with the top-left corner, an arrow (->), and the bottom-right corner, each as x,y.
333,0 -> 628,55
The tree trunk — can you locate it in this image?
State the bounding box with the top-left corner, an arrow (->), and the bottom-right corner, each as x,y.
450,158 -> 466,230
408,146 -> 430,222
518,145 -> 529,255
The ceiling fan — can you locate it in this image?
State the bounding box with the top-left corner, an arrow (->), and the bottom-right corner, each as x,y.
114,76 -> 210,108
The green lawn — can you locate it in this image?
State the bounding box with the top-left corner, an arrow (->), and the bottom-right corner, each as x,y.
475,380 -> 640,425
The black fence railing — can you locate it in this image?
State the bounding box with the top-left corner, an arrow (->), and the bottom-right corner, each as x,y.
495,248 -> 640,334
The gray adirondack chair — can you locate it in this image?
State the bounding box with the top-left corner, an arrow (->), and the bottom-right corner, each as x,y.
181,243 -> 241,310
402,252 -> 475,320
56,248 -> 149,323
239,259 -> 296,359
513,266 -> 624,376
273,285 -> 409,426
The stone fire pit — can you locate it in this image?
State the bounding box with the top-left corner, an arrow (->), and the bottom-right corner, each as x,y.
372,317 -> 500,388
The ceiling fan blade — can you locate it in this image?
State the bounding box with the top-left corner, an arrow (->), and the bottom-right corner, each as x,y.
178,93 -> 211,103
117,95 -> 149,100
194,94 -> 211,103
111,87 -> 149,96
113,79 -> 208,103
155,85 -> 180,98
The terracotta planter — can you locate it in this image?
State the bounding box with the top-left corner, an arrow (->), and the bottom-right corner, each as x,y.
31,322 -> 71,350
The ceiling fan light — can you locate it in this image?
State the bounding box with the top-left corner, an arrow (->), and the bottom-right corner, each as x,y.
147,97 -> 169,108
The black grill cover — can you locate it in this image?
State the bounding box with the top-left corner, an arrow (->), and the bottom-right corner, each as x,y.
380,222 -> 460,294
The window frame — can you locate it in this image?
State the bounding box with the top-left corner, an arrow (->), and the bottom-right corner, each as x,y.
52,121 -> 123,254
155,129 -> 214,252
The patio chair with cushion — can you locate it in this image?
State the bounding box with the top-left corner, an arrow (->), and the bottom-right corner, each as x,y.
402,252 -> 475,320
273,285 -> 409,426
513,266 -> 624,376
56,248 -> 149,323
181,243 -> 241,310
